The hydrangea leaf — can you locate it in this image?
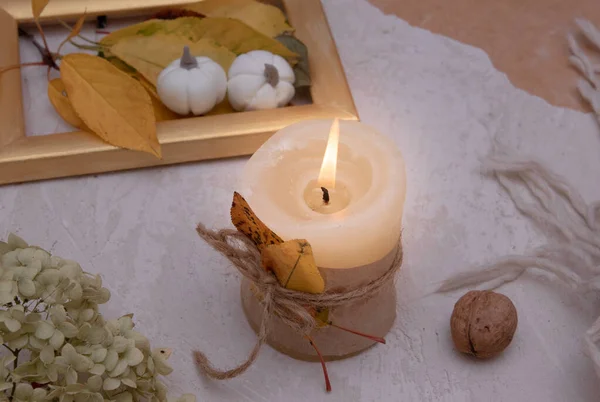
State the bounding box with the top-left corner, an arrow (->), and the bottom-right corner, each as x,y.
89,364 -> 105,376
72,354 -> 94,372
40,344 -> 55,364
8,234 -> 28,250
109,358 -> 129,377
126,348 -> 144,366
103,377 -> 121,391
121,378 -> 137,388
18,278 -> 36,297
58,322 -> 78,338
66,367 -> 78,385
104,350 -> 118,372
91,347 -> 107,363
88,374 -> 103,391
4,317 -> 22,332
49,330 -> 65,350
35,321 -> 55,340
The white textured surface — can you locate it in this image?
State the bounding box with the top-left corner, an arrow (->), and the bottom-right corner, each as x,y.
4,0 -> 600,400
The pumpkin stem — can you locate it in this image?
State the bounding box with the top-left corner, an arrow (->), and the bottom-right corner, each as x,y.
180,46 -> 198,70
264,63 -> 279,87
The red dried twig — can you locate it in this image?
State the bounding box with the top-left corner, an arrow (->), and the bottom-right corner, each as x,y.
305,335 -> 331,393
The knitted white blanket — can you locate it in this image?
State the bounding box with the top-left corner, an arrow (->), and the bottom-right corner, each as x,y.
439,19 -> 600,379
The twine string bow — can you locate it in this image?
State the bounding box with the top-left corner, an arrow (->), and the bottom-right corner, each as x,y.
194,224 -> 402,380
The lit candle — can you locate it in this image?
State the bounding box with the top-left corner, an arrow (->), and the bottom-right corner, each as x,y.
240,119 -> 406,269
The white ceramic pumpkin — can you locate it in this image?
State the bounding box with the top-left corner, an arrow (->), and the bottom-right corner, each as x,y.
157,46 -> 227,115
227,50 -> 295,111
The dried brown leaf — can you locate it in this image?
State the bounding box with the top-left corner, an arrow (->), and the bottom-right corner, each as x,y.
31,0 -> 50,19
230,192 -> 283,251
57,13 -> 87,54
60,53 -> 160,158
276,35 -> 311,88
47,78 -> 88,130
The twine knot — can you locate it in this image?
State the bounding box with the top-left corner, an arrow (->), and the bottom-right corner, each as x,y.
193,223 -> 402,380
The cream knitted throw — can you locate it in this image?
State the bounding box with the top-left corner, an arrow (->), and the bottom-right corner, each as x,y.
438,19 -> 600,379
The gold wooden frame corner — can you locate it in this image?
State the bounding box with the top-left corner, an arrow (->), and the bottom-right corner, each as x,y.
0,0 -> 358,185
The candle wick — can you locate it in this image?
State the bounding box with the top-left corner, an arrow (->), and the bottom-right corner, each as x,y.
321,187 -> 330,204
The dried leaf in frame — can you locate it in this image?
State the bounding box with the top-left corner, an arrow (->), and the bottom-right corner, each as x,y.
189,17 -> 298,63
60,53 -> 161,158
101,17 -> 298,65
183,0 -> 293,38
31,0 -> 50,20
276,35 -> 311,88
57,13 -> 87,54
47,78 -> 88,130
110,34 -> 236,86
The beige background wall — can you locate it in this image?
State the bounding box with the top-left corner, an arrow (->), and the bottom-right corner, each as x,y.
369,0 -> 600,111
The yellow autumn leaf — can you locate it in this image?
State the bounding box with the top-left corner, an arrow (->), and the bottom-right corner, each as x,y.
150,93 -> 182,122
133,74 -> 183,122
230,192 -> 283,251
31,0 -> 49,19
204,99 -> 235,116
107,57 -> 137,76
57,13 -> 87,54
100,18 -> 196,49
60,53 -> 161,158
189,17 -> 297,63
183,0 -> 293,38
262,239 -> 325,294
110,34 -> 235,86
47,78 -> 88,130
135,73 -> 159,98
101,17 -> 297,64
313,307 -> 330,328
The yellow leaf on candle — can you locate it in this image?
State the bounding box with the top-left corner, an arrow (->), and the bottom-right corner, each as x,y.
231,192 -> 283,251
307,306 -> 330,328
262,239 -> 325,294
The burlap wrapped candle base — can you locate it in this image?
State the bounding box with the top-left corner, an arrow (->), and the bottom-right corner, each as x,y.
194,224 -> 403,380
241,247 -> 399,361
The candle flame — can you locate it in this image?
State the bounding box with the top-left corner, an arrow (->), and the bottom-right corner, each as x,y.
318,119 -> 340,189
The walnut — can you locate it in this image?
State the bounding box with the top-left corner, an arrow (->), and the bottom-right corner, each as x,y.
450,290 -> 518,358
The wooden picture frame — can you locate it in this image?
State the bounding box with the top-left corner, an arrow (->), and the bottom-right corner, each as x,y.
0,0 -> 358,185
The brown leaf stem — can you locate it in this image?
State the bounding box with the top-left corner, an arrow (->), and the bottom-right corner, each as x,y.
55,20 -> 101,46
328,322 -> 386,344
305,335 -> 331,392
34,20 -> 51,60
18,28 -> 59,70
